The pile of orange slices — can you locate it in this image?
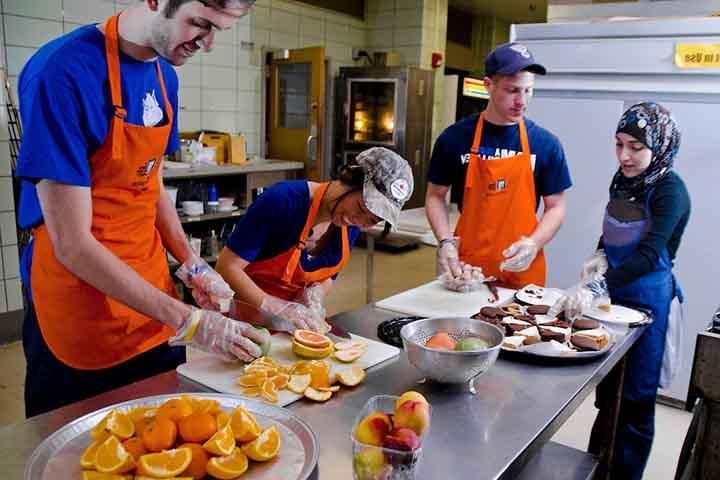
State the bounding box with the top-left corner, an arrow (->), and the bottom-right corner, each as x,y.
236,356 -> 367,404
79,395 -> 280,479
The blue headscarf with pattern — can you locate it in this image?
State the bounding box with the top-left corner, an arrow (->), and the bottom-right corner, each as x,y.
611,102 -> 681,199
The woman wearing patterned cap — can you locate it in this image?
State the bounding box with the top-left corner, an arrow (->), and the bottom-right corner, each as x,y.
550,102 -> 691,479
216,147 -> 414,332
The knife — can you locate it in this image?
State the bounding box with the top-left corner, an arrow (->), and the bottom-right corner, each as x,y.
326,318 -> 352,340
230,299 -> 297,333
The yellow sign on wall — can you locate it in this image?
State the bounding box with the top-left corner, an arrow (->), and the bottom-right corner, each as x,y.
675,43 -> 720,68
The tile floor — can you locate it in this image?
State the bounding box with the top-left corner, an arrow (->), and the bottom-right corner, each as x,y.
0,245 -> 691,478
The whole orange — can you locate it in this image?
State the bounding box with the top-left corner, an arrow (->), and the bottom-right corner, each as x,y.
425,332 -> 456,350
156,398 -> 193,423
178,412 -> 217,443
121,437 -> 146,461
141,417 -> 177,452
179,442 -> 210,478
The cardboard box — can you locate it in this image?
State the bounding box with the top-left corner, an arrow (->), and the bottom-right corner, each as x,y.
179,131 -> 230,165
229,134 -> 247,165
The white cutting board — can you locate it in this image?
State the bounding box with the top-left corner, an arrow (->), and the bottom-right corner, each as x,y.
177,333 -> 399,407
376,280 -> 516,318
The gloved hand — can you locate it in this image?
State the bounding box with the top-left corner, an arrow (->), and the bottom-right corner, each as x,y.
500,236 -> 539,272
176,255 -> 234,313
169,308 -> 270,362
548,275 -> 610,322
295,283 -> 331,334
437,237 -> 463,278
581,250 -> 608,280
260,295 -> 326,332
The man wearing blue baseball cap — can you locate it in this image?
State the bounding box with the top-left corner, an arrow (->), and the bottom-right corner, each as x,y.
426,42 -> 572,288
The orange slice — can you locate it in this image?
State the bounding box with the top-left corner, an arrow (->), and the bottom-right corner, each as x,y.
308,361 -> 331,389
242,386 -> 261,397
241,425 -> 281,462
215,410 -> 230,429
294,329 -> 332,349
272,373 -> 290,390
126,406 -> 157,423
81,472 -> 133,480
237,371 -> 268,387
287,374 -> 312,394
182,395 -> 221,415
89,412 -> 112,440
336,366 -> 367,387
333,348 -> 364,363
229,405 -> 261,443
94,435 -> 136,474
80,439 -> 103,469
261,378 -> 279,403
206,447 -> 249,480
202,423 -> 235,456
292,339 -> 333,359
136,447 -> 192,478
134,476 -> 192,480
290,360 -> 313,375
304,387 -> 332,402
104,410 -> 134,440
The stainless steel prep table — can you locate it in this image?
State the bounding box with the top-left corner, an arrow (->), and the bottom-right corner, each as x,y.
2,306 -> 644,480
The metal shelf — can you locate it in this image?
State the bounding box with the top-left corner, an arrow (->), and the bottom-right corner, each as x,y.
163,160 -> 304,180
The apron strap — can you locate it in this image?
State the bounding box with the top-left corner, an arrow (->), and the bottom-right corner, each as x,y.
104,15 -> 126,161
282,182 -> 331,283
155,61 -> 173,125
466,113 -> 485,189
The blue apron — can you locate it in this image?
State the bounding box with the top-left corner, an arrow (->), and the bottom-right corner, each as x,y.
603,191 -> 676,402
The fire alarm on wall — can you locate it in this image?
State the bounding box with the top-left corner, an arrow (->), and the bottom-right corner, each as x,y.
432,52 -> 443,68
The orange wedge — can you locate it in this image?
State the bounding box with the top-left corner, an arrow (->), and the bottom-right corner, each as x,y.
215,410 -> 230,429
287,374 -> 312,394
336,366 -> 367,387
317,385 -> 341,392
261,378 -> 279,403
79,439 -> 103,469
242,386 -> 261,397
136,447 -> 192,478
182,395 -> 221,415
202,423 -> 235,456
89,412 -> 112,440
81,472 -> 133,480
104,410 -> 134,440
94,435 -> 136,474
230,406 -> 261,443
241,425 -> 281,462
156,398 -> 193,424
236,371 -> 267,387
289,360 -> 313,375
206,447 -> 249,480
272,373 -> 290,390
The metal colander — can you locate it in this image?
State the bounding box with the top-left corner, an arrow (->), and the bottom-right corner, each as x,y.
400,317 -> 503,385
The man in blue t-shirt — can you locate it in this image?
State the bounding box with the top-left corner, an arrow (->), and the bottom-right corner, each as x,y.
426,42 -> 572,288
15,0 -> 268,417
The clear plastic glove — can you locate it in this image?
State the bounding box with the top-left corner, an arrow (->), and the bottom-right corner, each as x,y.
548,275 -> 610,322
295,283 -> 331,334
260,295 -> 326,332
581,250 -> 608,280
176,255 -> 234,313
439,263 -> 495,293
437,237 -> 462,278
169,308 -> 270,362
500,236 -> 539,272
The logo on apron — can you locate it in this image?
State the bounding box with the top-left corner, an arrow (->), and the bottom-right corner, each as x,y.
488,179 -> 507,192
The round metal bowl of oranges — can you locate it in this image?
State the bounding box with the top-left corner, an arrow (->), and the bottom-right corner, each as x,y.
25,393 -> 319,480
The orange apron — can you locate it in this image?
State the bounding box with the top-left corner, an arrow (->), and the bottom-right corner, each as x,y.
245,182 -> 350,300
454,113 -> 546,288
30,14 -> 176,370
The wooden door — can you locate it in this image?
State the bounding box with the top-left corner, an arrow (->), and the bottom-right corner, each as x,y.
268,47 -> 325,180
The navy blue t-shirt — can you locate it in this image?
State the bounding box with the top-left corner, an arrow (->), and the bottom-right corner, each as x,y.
226,181 -> 361,278
15,24 -> 179,290
427,114 -> 572,210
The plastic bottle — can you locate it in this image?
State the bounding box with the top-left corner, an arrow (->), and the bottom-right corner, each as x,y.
208,230 -> 220,258
208,183 -> 218,202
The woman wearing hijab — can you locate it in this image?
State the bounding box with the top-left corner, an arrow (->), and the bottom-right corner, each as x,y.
549,102 -> 691,479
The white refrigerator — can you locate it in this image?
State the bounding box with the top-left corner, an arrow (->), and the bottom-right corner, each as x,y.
513,17 -> 720,402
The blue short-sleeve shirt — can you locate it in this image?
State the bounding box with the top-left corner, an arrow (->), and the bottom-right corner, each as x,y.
427,114 -> 572,210
226,181 -> 360,279
15,24 -> 179,289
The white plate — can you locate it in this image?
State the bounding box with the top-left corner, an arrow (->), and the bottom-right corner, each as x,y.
514,284 -> 564,306
26,393 -> 319,480
585,304 -> 648,325
501,326 -> 615,360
